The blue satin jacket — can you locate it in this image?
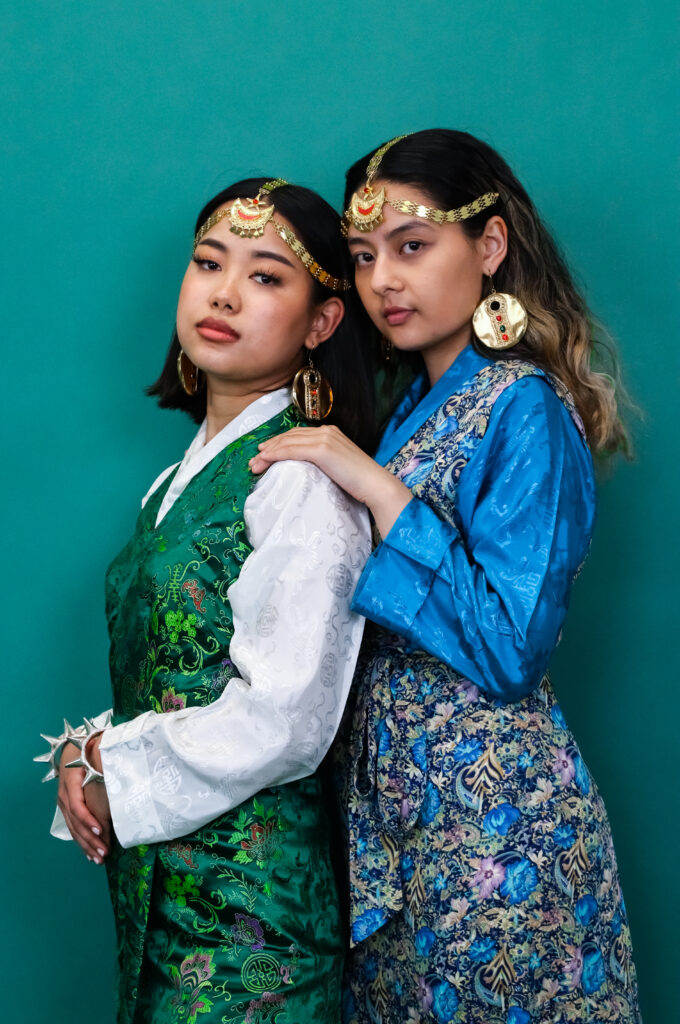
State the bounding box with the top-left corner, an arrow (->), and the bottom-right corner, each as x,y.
352,344 -> 596,702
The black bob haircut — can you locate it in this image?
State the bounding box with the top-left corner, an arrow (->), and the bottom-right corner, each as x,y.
148,178 -> 378,452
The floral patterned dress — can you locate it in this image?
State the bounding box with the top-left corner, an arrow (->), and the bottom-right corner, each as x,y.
338,345 -> 641,1023
103,405 -> 348,1024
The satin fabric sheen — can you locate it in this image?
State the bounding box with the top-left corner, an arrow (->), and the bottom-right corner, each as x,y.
339,347 -> 641,1023
104,406 -> 342,1024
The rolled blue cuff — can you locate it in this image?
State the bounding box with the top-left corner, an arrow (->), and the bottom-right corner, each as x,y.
352,499 -> 458,632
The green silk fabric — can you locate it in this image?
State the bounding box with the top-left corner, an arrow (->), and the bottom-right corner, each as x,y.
104,406 -> 342,1023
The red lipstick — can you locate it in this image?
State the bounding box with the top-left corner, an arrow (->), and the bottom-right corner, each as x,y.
196,318 -> 240,342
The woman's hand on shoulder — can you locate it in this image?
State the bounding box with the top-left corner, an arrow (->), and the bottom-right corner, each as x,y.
57,739 -> 111,864
249,425 -> 412,538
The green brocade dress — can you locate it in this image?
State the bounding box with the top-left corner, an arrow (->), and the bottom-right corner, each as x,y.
104,405 -> 342,1024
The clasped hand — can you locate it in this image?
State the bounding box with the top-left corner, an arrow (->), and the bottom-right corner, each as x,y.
57,737 -> 112,864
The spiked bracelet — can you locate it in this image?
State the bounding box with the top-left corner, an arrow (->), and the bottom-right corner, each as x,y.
63,718 -> 105,787
34,719 -> 87,782
35,716 -> 106,787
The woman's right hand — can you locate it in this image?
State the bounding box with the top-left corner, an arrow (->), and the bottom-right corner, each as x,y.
57,741 -> 111,864
250,425 -> 412,539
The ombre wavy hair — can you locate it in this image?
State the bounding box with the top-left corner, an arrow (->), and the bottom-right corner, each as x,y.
344,129 -> 630,456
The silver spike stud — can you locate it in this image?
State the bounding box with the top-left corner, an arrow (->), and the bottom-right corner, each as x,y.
34,719 -> 86,782
64,718 -> 105,787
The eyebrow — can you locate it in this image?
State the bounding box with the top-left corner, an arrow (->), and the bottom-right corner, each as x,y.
196,237 -> 295,269
253,248 -> 295,269
347,219 -> 437,247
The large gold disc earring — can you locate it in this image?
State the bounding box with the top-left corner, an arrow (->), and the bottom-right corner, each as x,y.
177,348 -> 201,395
292,352 -> 333,422
472,274 -> 528,351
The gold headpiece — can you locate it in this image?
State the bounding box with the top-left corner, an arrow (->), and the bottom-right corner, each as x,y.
194,179 -> 350,291
342,134 -> 500,236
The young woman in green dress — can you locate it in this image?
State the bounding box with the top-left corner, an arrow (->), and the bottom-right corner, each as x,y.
39,178 -> 375,1024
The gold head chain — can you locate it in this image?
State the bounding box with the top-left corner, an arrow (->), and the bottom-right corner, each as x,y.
342,134 -> 499,235
194,179 -> 351,292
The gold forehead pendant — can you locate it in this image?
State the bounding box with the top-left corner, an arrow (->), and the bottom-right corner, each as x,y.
348,184 -> 387,232
227,195 -> 276,238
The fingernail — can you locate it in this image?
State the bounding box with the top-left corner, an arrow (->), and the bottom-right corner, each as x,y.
87,856 -> 93,862
92,826 -> 101,836
94,857 -> 102,865
97,847 -> 106,856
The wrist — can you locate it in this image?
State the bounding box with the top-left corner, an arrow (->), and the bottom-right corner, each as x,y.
85,733 -> 103,774
368,471 -> 412,540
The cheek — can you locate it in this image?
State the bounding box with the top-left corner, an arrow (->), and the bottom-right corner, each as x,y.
176,272 -> 195,323
254,292 -> 315,349
436,259 -> 482,317
354,273 -> 378,312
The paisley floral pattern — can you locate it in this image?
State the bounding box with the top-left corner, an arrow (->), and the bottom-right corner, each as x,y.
104,406 -> 342,1023
338,360 -> 641,1023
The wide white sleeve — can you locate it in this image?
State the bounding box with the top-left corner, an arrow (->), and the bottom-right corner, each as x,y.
100,460 -> 371,849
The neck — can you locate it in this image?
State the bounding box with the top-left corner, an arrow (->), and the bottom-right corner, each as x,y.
204,380 -> 288,443
422,332 -> 471,387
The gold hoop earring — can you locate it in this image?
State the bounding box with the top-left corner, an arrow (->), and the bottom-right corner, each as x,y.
292,350 -> 333,421
177,348 -> 201,396
472,273 -> 528,351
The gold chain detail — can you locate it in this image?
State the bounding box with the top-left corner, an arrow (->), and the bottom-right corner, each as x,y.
273,221 -> 351,291
365,133 -> 412,184
260,177 -> 288,193
194,207 -> 226,247
385,190 -> 500,224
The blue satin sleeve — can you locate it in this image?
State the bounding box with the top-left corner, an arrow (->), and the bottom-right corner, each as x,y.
352,376 -> 596,701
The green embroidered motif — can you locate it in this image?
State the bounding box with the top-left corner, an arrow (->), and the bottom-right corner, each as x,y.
228,798 -> 287,870
164,873 -> 201,906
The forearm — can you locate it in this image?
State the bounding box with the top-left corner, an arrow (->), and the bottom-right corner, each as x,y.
98,649 -> 362,847
363,468 -> 412,540
354,496 -> 572,701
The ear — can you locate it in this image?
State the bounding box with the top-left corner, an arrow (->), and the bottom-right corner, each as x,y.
478,215 -> 508,276
303,296 -> 345,351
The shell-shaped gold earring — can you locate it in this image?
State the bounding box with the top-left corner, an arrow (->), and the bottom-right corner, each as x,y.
472,274 -> 528,351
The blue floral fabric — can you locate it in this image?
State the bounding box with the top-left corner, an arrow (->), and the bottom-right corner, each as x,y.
339,346 -> 641,1022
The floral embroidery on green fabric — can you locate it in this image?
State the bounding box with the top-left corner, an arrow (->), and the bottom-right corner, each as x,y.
229,798 -> 287,870
104,406 -> 343,1023
164,608 -> 199,643
169,949 -> 216,1022
164,872 -> 200,906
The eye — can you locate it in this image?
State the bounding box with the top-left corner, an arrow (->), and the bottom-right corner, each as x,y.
352,252 -> 374,267
252,269 -> 281,286
401,240 -> 424,255
192,255 -> 221,271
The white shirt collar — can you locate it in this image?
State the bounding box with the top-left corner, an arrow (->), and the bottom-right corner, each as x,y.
154,387 -> 292,526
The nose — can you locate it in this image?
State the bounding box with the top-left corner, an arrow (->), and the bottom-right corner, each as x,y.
369,253 -> 402,296
209,273 -> 240,313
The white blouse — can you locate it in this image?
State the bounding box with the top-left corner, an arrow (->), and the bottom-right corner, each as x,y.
52,389 -> 371,849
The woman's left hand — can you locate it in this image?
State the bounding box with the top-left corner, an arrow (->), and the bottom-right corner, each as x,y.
249,425 -> 412,539
82,734 -> 112,836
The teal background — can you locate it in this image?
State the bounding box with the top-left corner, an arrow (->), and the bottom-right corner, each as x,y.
2,1 -> 676,1020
